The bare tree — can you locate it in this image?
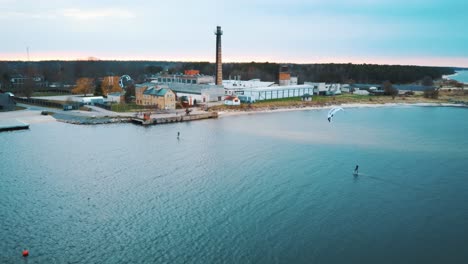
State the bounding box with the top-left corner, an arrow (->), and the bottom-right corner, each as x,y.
382,80 -> 398,99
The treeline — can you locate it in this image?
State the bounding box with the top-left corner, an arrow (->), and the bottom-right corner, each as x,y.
0,60 -> 455,88
222,62 -> 455,84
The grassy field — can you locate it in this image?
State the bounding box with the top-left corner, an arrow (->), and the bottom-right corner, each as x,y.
208,91 -> 468,112
110,103 -> 150,112
31,92 -> 72,97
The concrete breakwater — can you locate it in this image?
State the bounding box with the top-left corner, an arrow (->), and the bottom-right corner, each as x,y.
132,112 -> 218,126
52,112 -> 132,125
0,119 -> 30,132
56,117 -> 132,125
53,112 -> 218,125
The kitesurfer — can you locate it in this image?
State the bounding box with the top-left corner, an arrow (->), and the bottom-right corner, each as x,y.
327,107 -> 343,122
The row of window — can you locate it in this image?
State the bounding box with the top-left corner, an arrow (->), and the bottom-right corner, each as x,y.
158,78 -> 197,84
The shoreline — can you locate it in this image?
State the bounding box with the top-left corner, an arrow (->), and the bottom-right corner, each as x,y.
217,102 -> 468,118
2,102 -> 467,126
443,70 -> 468,84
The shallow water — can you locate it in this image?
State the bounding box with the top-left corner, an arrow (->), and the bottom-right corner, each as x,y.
448,70 -> 468,83
1,106 -> 468,263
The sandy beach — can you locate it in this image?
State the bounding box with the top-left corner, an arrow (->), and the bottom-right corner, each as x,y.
217,102 -> 467,118
2,102 -> 466,126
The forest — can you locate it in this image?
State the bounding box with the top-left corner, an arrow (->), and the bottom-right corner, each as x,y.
0,60 -> 456,91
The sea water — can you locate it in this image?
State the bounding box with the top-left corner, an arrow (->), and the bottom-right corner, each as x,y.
1,106 -> 468,263
447,70 -> 468,84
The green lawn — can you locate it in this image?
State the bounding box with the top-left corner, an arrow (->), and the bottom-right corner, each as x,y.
110,103 -> 149,112
32,92 -> 71,97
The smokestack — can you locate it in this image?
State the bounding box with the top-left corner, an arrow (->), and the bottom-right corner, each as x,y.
215,26 -> 223,86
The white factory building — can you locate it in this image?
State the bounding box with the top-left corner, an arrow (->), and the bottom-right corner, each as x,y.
223,78 -> 313,101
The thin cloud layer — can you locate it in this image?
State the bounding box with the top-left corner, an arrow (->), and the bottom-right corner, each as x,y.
1,0 -> 467,66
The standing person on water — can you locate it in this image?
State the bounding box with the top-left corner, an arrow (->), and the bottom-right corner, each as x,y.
354,165 -> 359,175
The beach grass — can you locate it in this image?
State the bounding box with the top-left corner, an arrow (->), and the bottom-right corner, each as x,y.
110,103 -> 150,112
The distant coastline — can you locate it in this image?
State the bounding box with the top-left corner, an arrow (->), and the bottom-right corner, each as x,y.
443,70 -> 468,84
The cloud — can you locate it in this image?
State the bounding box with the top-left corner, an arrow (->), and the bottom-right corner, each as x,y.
0,7 -> 135,20
61,8 -> 135,20
0,11 -> 55,19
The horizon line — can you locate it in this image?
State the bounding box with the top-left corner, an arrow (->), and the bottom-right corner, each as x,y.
0,59 -> 466,68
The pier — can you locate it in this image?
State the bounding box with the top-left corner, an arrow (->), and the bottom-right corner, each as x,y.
0,119 -> 30,132
132,112 -> 218,126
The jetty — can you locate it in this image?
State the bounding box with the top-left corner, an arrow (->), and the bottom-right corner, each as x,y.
132,112 -> 218,126
0,119 -> 30,132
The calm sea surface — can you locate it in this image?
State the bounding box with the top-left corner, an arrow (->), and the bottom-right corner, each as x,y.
1,106 -> 468,263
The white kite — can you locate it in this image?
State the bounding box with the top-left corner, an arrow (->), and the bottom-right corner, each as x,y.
327,107 -> 344,122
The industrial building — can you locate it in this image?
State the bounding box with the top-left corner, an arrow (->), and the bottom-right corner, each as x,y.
224,95 -> 240,106
146,70 -> 215,85
106,92 -> 124,103
304,82 -> 342,95
222,65 -> 312,101
0,92 -> 16,111
223,78 -> 275,95
139,26 -> 225,106
135,83 -> 176,110
165,83 -> 225,105
278,66 -> 298,86
8,74 -> 48,91
239,84 -> 314,101
224,78 -> 314,101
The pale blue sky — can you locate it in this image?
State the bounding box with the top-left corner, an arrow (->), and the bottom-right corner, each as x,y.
1,0 -> 467,66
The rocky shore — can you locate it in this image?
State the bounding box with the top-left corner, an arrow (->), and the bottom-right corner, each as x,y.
52,113 -> 132,125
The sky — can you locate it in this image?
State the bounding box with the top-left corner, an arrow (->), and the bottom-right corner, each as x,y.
1,0 -> 467,67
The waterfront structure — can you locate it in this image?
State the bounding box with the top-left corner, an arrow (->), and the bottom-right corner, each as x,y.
9,74 -> 48,91
0,93 -> 16,111
340,84 -> 352,93
237,95 -> 256,103
305,82 -> 342,95
353,89 -> 370,95
184,70 -> 199,76
301,93 -> 312,101
351,83 -> 425,92
223,76 -> 313,101
240,84 -> 314,101
0,119 -> 29,131
106,92 -> 124,103
147,73 -> 214,85
168,83 -> 225,105
135,83 -> 176,110
278,66 -> 298,86
215,26 -> 223,86
81,96 -> 104,105
279,65 -> 291,86
147,74 -> 224,105
224,95 -> 240,106
223,78 -> 275,96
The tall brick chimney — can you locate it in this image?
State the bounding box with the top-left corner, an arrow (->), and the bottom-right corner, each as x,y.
215,26 -> 223,86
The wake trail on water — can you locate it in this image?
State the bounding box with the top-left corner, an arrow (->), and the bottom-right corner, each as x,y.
355,173 -> 425,192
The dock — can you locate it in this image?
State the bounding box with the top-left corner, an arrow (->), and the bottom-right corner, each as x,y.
132,112 -> 218,126
0,119 -> 30,132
